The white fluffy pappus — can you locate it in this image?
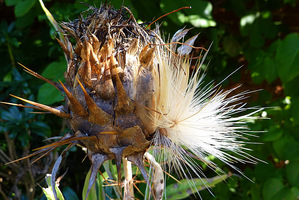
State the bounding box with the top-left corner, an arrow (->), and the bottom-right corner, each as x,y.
149,37 -> 263,192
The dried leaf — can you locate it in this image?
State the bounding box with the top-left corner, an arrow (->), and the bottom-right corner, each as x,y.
177,34 -> 199,55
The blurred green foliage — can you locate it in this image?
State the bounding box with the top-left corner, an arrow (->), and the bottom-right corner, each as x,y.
1,0 -> 299,199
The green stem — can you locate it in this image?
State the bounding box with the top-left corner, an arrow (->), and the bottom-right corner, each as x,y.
7,41 -> 16,68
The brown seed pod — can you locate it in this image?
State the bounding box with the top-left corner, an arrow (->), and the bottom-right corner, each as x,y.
8,4 -> 164,199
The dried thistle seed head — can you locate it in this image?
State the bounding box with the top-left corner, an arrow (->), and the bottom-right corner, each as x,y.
62,8 -> 158,133
55,4 -> 163,195
5,2 -> 264,199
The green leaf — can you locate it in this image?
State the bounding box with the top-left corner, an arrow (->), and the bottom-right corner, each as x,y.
222,36 -> 241,57
82,169 -> 103,200
261,125 -> 283,142
62,187 -> 80,200
261,12 -> 278,40
41,60 -> 66,81
250,20 -> 264,47
262,178 -> 284,200
1,106 -> 22,121
30,121 -> 51,137
166,173 -> 231,200
37,60 -> 66,104
3,70 -> 13,82
286,161 -> 299,187
284,0 -> 297,5
291,96 -> 299,125
131,0 -> 159,22
276,33 -> 299,84
109,0 -> 133,13
274,187 -> 295,200
272,135 -> 295,159
42,175 -> 65,200
14,0 -> 36,17
160,0 -> 215,28
282,141 -> 299,160
15,9 -> 35,28
37,82 -> 64,105
262,56 -> 278,83
5,0 -> 22,6
250,183 -> 262,200
17,130 -> 30,146
245,42 -> 278,84
284,75 -> 299,97
291,187 -> 299,198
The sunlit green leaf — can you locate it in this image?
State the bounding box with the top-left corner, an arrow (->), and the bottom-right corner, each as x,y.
276,33 -> 299,84
41,60 -> 66,81
82,168 -> 104,200
166,174 -> 231,200
42,175 -> 65,200
37,82 -> 64,105
37,60 -> 66,104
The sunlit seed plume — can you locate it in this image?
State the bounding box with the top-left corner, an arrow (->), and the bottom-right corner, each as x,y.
150,41 -> 262,171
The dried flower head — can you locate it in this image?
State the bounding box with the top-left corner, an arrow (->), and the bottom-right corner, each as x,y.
4,2 -> 262,199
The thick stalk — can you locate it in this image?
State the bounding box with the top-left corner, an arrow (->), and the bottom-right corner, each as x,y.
23,146 -> 35,200
123,157 -> 134,199
4,131 -> 17,161
144,152 -> 164,200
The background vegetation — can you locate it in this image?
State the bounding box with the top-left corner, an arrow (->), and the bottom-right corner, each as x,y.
1,0 -> 299,199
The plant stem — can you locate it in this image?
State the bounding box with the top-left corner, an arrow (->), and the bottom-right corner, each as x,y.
4,132 -> 17,163
123,157 -> 134,199
144,152 -> 164,200
6,40 -> 16,68
103,161 -> 121,199
0,184 -> 8,200
23,146 -> 35,200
